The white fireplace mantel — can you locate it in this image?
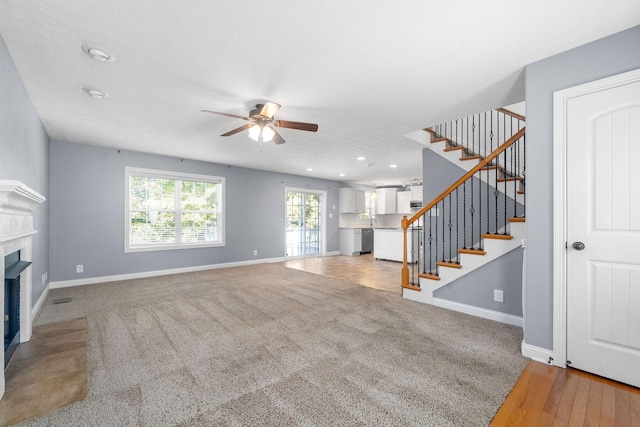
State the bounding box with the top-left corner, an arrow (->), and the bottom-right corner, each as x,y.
0,180 -> 45,400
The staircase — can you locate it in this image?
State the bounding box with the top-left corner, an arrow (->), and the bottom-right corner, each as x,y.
401,108 -> 526,305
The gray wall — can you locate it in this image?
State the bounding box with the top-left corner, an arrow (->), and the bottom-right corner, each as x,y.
524,25 -> 640,350
434,247 -> 523,317
0,36 -> 50,304
49,140 -> 341,282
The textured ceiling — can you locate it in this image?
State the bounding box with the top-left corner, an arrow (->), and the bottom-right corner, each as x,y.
0,1 -> 638,186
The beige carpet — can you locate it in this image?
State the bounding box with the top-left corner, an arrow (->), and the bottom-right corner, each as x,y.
23,264 -> 527,426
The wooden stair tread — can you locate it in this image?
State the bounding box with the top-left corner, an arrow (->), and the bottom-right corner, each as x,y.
508,217 -> 526,223
431,137 -> 449,144
401,283 -> 422,291
437,261 -> 462,269
458,248 -> 486,255
443,146 -> 465,152
423,127 -> 437,136
482,233 -> 513,240
460,155 -> 482,161
418,272 -> 440,281
481,165 -> 502,171
517,190 -> 525,194
497,176 -> 522,183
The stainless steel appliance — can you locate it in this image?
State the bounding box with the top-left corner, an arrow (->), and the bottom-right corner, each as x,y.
361,228 -> 373,254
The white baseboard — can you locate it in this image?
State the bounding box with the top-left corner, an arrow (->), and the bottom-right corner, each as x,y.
432,298 -> 523,327
325,251 -> 341,257
31,283 -> 50,321
49,256 -> 288,289
521,341 -> 557,366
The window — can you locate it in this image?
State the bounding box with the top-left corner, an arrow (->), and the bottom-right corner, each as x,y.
359,191 -> 373,219
125,167 -> 224,252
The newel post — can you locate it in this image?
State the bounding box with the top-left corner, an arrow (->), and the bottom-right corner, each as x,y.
401,215 -> 409,288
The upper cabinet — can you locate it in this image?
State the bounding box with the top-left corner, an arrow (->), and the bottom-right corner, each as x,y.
339,188 -> 365,213
396,191 -> 412,214
411,185 -> 423,201
375,188 -> 397,214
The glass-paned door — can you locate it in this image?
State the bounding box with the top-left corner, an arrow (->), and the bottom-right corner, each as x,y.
286,191 -> 322,256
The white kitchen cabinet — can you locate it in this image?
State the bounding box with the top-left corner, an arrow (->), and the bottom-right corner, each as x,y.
373,228 -> 420,263
339,188 -> 365,213
375,188 -> 397,214
396,191 -> 412,214
411,185 -> 423,201
340,228 -> 362,256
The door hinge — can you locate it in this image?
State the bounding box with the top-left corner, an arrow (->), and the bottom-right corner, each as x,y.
565,241 -> 568,249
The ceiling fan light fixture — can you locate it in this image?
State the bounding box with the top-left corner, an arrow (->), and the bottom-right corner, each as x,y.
248,125 -> 261,141
262,126 -> 275,142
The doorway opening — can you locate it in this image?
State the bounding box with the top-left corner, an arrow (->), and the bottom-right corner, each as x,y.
285,188 -> 326,257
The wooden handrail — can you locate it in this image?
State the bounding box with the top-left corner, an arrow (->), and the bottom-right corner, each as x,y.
496,107 -> 525,122
401,126 -> 526,288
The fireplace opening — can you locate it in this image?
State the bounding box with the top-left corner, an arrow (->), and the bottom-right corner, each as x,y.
4,250 -> 31,368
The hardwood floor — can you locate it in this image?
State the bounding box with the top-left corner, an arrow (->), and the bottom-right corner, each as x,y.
279,253 -> 402,294
492,360 -> 640,426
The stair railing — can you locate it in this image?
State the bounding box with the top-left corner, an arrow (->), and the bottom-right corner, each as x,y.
401,126 -> 526,290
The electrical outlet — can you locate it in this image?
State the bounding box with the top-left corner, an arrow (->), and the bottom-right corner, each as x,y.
494,289 -> 504,303
253,250 -> 258,256
76,264 -> 84,274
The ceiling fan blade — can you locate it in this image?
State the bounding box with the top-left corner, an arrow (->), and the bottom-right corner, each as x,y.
274,120 -> 319,132
201,110 -> 250,120
271,128 -> 286,145
258,102 -> 281,119
221,123 -> 254,137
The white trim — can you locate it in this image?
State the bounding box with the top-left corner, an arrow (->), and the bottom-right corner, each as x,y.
31,283 -> 50,322
49,256 -> 287,289
284,187 -> 328,256
552,67 -> 640,369
431,297 -> 523,327
521,341 -> 556,365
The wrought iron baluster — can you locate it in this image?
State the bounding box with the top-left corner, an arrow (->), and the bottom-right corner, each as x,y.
503,147 -> 507,234
448,193 -> 452,262
488,115 -> 493,234
463,181 -> 467,249
470,174 -> 475,250
428,210 -> 433,274
456,188 -> 459,261
441,199 -> 445,262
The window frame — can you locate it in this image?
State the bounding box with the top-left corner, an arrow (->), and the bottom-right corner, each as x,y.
124,166 -> 225,253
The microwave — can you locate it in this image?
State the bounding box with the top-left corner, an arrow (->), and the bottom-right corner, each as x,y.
410,200 -> 422,211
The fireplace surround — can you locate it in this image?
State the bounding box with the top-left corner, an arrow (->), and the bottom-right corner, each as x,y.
0,181 -> 45,400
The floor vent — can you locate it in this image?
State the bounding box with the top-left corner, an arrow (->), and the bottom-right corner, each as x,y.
52,297 -> 72,304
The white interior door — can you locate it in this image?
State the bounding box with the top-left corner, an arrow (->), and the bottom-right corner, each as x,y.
566,75 -> 640,388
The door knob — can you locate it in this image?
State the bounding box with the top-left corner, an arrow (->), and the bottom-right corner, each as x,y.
572,242 -> 585,250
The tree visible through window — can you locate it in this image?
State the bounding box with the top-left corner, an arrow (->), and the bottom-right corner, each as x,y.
125,167 -> 224,252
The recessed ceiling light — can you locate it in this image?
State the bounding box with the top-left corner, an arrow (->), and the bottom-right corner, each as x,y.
390,164 -> 397,168
339,173 -> 345,177
307,168 -> 313,172
81,45 -> 115,62
357,156 -> 365,161
82,87 -> 107,99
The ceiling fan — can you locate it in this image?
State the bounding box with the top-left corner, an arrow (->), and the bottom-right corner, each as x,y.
201,101 -> 318,145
